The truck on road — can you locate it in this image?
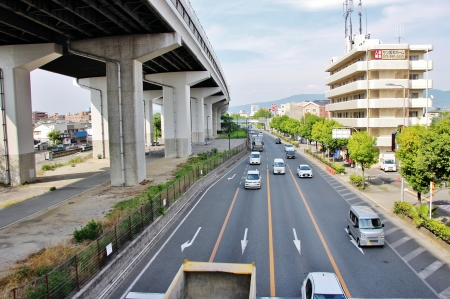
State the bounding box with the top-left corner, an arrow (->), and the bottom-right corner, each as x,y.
379,152 -> 397,172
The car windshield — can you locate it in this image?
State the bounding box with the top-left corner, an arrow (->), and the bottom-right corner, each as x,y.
359,218 -> 382,229
274,162 -> 284,167
300,166 -> 311,170
286,144 -> 293,147
246,174 -> 259,180
314,294 -> 346,299
385,159 -> 395,164
250,154 -> 260,158
287,151 -> 294,154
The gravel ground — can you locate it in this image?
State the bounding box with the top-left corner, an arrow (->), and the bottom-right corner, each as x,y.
0,150 -> 188,277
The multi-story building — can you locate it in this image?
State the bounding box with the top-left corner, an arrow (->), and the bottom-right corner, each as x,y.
250,105 -> 259,116
48,113 -> 66,121
32,111 -> 48,124
66,111 -> 91,123
325,33 -> 433,155
280,101 -> 330,119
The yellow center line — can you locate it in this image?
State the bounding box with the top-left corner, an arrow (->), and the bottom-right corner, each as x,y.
209,188 -> 239,262
289,169 -> 352,298
267,168 -> 276,296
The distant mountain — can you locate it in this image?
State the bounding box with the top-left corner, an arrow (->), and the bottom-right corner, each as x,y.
227,89 -> 450,113
228,94 -> 326,114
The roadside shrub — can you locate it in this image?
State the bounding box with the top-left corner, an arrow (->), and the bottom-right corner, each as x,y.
349,174 -> 363,187
158,205 -> 166,216
49,186 -> 56,191
393,201 -> 450,244
41,164 -> 53,171
73,220 -> 103,243
97,154 -> 102,159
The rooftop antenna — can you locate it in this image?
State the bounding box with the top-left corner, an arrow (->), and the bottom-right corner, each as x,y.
343,0 -> 354,37
395,24 -> 403,43
358,0 -> 362,35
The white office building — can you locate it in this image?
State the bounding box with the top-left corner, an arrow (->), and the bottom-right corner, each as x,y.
250,105 -> 259,116
325,33 -> 433,155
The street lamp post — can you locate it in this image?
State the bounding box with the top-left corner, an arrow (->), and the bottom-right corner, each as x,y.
386,83 -> 406,201
229,118 -> 231,150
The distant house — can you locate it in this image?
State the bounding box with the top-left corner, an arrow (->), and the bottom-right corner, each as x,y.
33,122 -> 88,144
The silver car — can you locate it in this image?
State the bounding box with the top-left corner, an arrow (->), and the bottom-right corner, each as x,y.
297,164 -> 313,178
244,170 -> 261,189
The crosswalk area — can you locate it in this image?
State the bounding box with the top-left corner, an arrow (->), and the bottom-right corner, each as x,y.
314,167 -> 450,299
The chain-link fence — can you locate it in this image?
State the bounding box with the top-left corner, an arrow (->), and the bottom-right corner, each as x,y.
0,143 -> 247,299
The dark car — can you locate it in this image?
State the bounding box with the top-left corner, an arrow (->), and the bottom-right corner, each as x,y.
286,150 -> 295,159
275,138 -> 281,144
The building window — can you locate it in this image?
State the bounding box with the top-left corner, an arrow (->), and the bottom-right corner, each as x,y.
353,111 -> 366,118
409,111 -> 418,117
306,109 -> 310,112
410,93 -> 419,98
313,109 -> 316,112
409,55 -> 419,61
409,74 -> 419,80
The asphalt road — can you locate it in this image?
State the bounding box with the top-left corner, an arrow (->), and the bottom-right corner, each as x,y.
107,133 -> 450,299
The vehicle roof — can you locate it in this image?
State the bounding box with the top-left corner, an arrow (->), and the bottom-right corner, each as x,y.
247,170 -> 260,174
309,272 -> 344,295
250,152 -> 260,155
274,158 -> 284,162
285,143 -> 293,146
299,164 -> 310,167
350,206 -> 379,218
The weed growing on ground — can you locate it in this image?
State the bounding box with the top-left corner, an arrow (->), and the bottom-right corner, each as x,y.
1,200 -> 22,208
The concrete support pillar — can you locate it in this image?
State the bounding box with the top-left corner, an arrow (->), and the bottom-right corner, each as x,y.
0,44 -> 62,185
72,33 -> 181,186
190,88 -> 220,144
78,77 -> 109,159
144,91 -> 162,145
145,72 -> 210,158
204,96 -> 225,139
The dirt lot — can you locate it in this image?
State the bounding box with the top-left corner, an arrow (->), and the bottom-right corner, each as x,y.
0,152 -> 188,277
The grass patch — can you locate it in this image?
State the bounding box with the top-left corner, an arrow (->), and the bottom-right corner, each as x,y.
40,154 -> 93,173
218,129 -> 247,139
0,243 -> 80,293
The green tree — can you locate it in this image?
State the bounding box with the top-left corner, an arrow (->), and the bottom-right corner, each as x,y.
347,131 -> 378,189
419,115 -> 450,184
47,130 -> 61,145
321,119 -> 348,162
299,113 -> 321,145
153,112 -> 161,141
397,124 -> 435,203
269,115 -> 289,133
252,109 -> 271,119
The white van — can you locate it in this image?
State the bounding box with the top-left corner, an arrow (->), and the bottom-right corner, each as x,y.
249,152 -> 261,165
347,206 -> 385,247
379,152 -> 397,172
273,158 -> 285,175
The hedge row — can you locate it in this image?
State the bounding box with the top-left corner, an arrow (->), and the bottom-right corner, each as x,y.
393,201 -> 450,244
304,149 -> 345,174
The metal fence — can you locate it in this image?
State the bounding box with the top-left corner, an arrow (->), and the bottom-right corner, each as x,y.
0,143 -> 247,299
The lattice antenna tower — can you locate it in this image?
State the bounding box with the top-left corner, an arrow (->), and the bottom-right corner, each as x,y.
395,24 -> 404,43
343,0 -> 354,38
358,0 -> 362,34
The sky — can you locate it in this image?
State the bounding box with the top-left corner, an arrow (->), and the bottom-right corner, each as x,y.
31,0 -> 450,113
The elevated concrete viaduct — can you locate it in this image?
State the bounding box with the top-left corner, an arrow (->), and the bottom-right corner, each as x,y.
0,0 -> 230,186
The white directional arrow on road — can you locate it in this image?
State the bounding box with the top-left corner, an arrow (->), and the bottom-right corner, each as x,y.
293,228 -> 301,254
228,174 -> 236,180
181,227 -> 201,252
241,228 -> 248,255
344,228 -> 364,254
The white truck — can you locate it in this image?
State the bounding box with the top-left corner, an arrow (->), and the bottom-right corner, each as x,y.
379,152 -> 397,172
126,260 -> 257,299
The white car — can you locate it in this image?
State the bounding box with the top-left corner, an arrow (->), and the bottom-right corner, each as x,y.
301,272 -> 347,299
284,143 -> 294,151
249,152 -> 261,165
244,170 -> 261,189
297,164 -> 313,178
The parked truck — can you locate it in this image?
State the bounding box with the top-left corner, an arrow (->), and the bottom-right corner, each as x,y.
126,260 -> 256,299
379,152 -> 397,172
251,135 -> 264,152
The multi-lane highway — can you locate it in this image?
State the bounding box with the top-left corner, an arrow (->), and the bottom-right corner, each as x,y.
107,133 -> 450,299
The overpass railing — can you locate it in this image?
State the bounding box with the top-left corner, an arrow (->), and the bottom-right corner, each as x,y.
170,0 -> 229,99
0,143 -> 247,299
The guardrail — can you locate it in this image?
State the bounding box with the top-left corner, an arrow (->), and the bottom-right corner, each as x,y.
0,143 -> 247,299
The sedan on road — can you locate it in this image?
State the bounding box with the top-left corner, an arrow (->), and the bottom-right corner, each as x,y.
244,170 -> 261,189
275,138 -> 281,144
284,143 -> 294,151
297,164 -> 313,178
286,150 -> 295,159
301,272 -> 347,299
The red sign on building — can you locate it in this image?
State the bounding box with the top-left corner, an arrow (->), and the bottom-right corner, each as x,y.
374,50 -> 383,60
271,104 -> 278,111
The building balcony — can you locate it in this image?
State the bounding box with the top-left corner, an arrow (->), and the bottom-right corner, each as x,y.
325,60 -> 433,85
376,136 -> 392,147
330,117 -> 421,128
326,79 -> 432,98
326,97 -> 432,111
